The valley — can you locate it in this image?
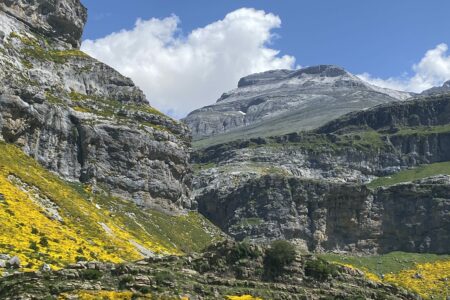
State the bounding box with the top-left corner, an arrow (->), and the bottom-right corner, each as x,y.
0,0 -> 448,299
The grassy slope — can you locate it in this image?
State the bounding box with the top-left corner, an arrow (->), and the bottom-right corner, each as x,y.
320,252 -> 450,299
368,161 -> 450,188
0,142 -> 221,272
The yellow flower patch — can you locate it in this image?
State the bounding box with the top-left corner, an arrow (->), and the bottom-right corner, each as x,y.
0,142 -> 218,272
226,295 -> 263,300
59,291 -> 134,300
384,260 -> 450,299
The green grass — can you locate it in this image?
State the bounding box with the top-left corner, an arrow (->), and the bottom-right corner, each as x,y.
395,124 -> 450,136
320,252 -> 450,276
237,218 -> 263,227
368,161 -> 450,188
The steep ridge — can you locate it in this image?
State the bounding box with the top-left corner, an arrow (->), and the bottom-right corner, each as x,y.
0,142 -> 222,272
0,0 -> 223,274
0,0 -> 193,211
192,93 -> 450,255
184,65 -> 412,148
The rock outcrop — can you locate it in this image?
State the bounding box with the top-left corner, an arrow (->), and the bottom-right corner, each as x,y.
198,175 -> 450,254
0,0 -> 193,210
193,94 -> 450,253
184,65 -> 412,148
0,0 -> 87,48
0,241 -> 419,299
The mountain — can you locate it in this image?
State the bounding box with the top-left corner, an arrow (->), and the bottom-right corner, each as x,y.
0,1 -> 448,299
421,80 -> 450,95
184,65 -> 412,148
193,93 -> 450,253
191,93 -> 450,298
0,0 -> 222,273
0,0 -> 192,211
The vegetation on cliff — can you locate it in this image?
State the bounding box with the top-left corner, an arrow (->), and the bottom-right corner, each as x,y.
0,142 -> 221,273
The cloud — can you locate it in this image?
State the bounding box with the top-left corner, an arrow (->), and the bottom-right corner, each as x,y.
81,8 -> 295,118
358,43 -> 450,93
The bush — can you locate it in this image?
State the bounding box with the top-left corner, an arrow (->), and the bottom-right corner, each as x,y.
154,271 -> 174,285
304,259 -> 338,281
264,240 -> 296,278
39,237 -> 49,247
80,269 -> 103,280
228,241 -> 261,263
119,274 -> 134,289
29,241 -> 39,251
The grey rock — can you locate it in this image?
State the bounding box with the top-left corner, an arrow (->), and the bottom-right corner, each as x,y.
0,254 -> 10,260
0,1 -> 193,211
0,0 -> 87,48
184,65 -> 412,148
193,94 -> 450,253
0,243 -> 418,299
197,174 -> 450,254
7,256 -> 20,269
41,264 -> 51,272
421,80 -> 450,96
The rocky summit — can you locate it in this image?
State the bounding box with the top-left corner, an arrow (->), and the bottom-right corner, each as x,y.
184,65 -> 412,148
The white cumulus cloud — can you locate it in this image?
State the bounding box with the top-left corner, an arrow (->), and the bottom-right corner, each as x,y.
358,43 -> 450,93
81,8 -> 296,118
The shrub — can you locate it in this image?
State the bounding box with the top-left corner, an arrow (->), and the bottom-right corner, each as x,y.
304,259 -> 338,281
75,256 -> 87,262
29,241 -> 39,251
228,241 -> 261,263
39,237 -> 49,247
119,274 -> 134,289
154,271 -> 174,285
264,240 -> 296,278
80,269 -> 103,280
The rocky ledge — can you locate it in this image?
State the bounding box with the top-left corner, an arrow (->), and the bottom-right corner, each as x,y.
0,241 -> 418,299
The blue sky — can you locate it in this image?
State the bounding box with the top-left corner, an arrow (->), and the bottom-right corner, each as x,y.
80,0 -> 450,117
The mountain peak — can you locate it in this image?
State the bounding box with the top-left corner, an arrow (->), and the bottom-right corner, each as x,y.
0,0 -> 87,48
237,65 -> 351,88
290,64 -> 349,78
421,79 -> 450,95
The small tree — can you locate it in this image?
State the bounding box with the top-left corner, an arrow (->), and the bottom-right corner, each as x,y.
304,258 -> 339,281
264,240 -> 296,278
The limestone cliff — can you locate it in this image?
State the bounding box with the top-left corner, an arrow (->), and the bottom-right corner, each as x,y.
0,0 -> 193,211
193,94 -> 450,254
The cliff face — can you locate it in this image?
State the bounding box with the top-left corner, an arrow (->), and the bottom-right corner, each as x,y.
198,175 -> 449,254
0,0 -> 193,210
193,95 -> 450,254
